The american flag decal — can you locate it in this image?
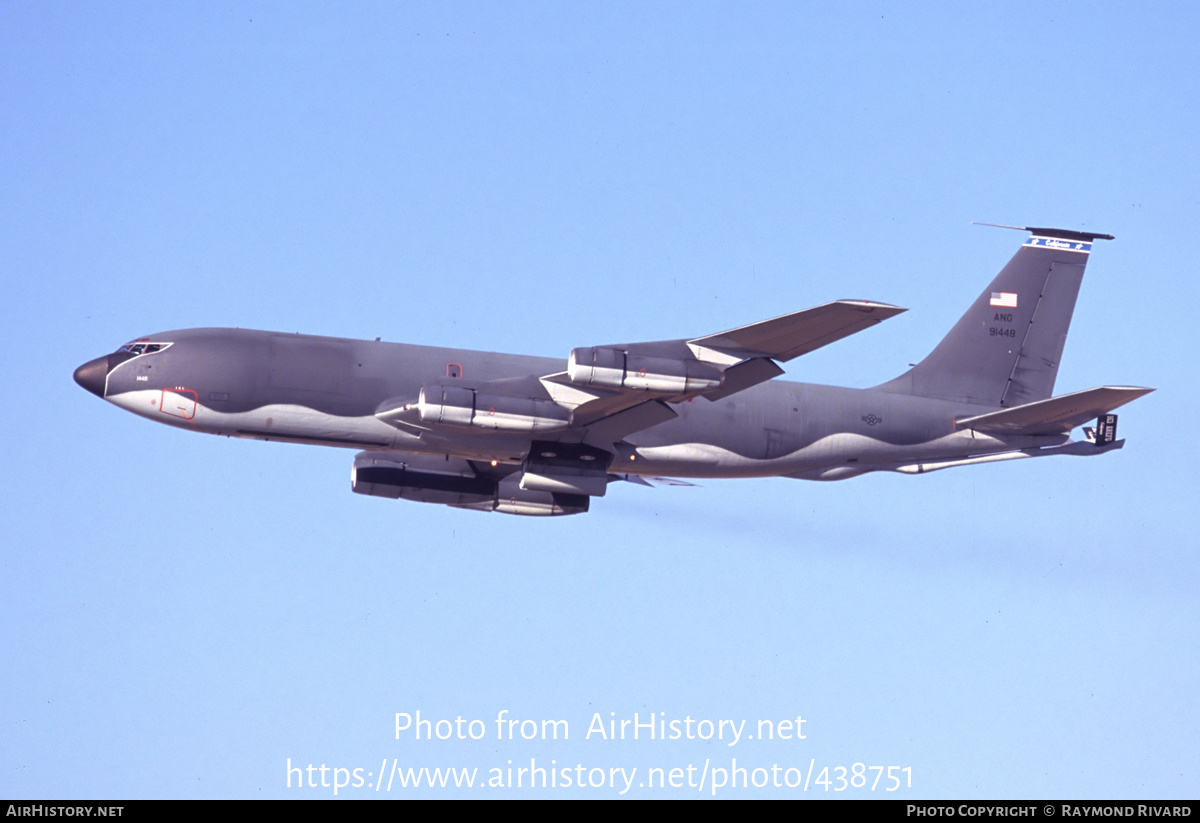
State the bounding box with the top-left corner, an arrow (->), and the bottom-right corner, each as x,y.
990,292 -> 1018,308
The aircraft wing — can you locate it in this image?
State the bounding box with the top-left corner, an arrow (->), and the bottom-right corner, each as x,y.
687,300 -> 906,363
542,299 -> 905,437
954,386 -> 1155,435
376,300 -> 905,445
544,299 -> 902,424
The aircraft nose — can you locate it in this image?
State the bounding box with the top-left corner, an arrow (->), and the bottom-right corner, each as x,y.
73,355 -> 110,398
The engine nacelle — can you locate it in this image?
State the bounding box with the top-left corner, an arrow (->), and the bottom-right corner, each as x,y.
418,385 -> 570,432
567,347 -> 723,393
351,453 -> 588,516
351,453 -> 496,507
455,477 -> 590,516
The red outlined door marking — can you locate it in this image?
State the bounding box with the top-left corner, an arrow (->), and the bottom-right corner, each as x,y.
160,388 -> 198,423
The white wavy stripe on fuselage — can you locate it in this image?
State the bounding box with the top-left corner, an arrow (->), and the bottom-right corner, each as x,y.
105,390 -> 402,447
625,430 -> 1071,479
106,390 -> 1070,479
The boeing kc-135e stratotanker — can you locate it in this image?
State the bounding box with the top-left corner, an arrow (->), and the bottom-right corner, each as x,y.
74,226 -> 1152,516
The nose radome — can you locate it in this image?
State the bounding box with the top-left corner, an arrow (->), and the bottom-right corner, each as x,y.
73,356 -> 109,398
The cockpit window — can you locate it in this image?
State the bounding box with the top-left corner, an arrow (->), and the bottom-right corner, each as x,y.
117,340 -> 171,356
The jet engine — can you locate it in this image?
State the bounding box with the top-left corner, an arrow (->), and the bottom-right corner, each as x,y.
567,347 -> 723,393
456,476 -> 589,516
351,452 -> 588,516
352,452 -> 496,507
417,385 -> 571,432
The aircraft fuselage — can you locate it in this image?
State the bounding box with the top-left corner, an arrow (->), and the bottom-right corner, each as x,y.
76,326 -> 1061,479
73,227 -> 1149,514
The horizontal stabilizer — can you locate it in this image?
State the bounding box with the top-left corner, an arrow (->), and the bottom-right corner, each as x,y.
688,300 -> 905,363
955,386 -> 1154,436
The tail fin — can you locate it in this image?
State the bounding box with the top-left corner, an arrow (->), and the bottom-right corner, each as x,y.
877,226 -> 1114,407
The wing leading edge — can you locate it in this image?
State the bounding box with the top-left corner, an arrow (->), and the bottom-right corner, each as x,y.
688,299 -> 906,363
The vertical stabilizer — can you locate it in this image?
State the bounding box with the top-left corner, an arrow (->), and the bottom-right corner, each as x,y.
877,227 -> 1113,407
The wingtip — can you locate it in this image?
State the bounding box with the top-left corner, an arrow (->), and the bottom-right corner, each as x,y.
835,299 -> 907,314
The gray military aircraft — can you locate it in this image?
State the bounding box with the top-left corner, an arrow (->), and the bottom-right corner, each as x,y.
74,226 -> 1152,516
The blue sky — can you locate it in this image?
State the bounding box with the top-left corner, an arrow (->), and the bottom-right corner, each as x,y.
3,1 -> 1197,798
